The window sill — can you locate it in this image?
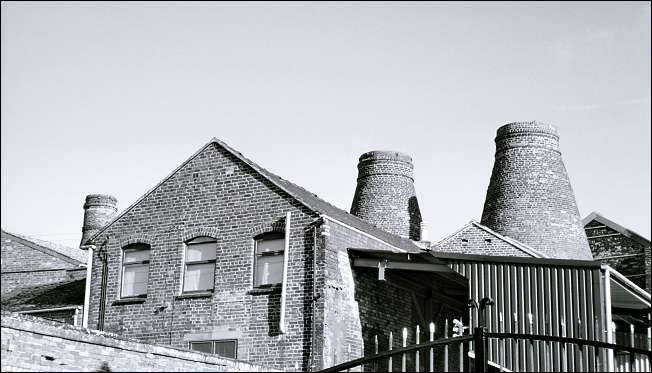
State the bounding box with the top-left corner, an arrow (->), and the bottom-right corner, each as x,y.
112,297 -> 147,305
174,291 -> 213,300
247,284 -> 282,295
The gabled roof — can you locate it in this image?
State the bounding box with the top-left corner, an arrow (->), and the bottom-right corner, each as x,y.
582,212 -> 651,248
1,229 -> 86,264
431,220 -> 547,258
88,138 -> 424,254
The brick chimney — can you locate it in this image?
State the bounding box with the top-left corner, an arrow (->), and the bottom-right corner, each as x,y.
80,194 -> 117,246
350,151 -> 422,240
481,122 -> 593,260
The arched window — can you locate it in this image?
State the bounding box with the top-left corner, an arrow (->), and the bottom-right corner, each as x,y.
183,236 -> 217,293
253,232 -> 285,287
121,243 -> 150,298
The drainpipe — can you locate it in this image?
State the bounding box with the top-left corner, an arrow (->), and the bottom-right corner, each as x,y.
603,265 -> 614,372
279,211 -> 292,334
80,244 -> 96,328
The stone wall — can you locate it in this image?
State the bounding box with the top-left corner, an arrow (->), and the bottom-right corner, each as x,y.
1,311 -> 276,372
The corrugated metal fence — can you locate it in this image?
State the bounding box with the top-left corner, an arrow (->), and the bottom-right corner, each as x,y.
448,258 -> 607,372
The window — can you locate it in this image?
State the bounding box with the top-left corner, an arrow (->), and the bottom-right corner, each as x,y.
253,232 -> 285,287
121,243 -> 150,298
189,340 -> 237,358
183,236 -> 217,293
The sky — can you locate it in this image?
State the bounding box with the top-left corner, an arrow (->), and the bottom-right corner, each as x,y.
1,1 -> 650,249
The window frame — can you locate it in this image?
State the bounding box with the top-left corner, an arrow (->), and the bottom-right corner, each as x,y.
120,243 -> 151,299
188,339 -> 238,359
182,236 -> 217,294
252,231 -> 285,288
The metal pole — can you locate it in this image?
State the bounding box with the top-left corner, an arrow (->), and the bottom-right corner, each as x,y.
474,327 -> 487,373
444,319 -> 449,372
402,328 -> 407,372
430,322 -> 435,372
416,325 -> 420,372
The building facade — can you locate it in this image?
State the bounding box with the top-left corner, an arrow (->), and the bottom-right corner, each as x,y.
76,122 -> 650,371
81,138 -> 466,371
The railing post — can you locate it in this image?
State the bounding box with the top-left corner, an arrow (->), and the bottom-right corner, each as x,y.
429,322 -> 435,372
374,335 -> 379,372
474,327 -> 488,373
389,331 -> 393,372
444,319 -> 449,372
416,325 -> 420,372
402,328 -> 407,372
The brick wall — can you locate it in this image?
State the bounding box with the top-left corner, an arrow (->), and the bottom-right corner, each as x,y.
1,232 -> 83,296
585,220 -> 651,293
1,311 -> 276,372
433,223 -> 532,257
86,143 -> 319,371
319,219 -> 466,370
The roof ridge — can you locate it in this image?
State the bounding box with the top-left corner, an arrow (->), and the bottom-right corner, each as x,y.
1,229 -> 86,264
85,137 -> 422,253
470,221 -> 546,258
582,211 -> 650,246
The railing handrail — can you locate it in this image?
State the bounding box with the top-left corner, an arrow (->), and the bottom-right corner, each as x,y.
487,332 -> 652,357
318,335 -> 474,373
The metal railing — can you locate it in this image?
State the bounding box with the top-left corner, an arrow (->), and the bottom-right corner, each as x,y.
318,298 -> 651,373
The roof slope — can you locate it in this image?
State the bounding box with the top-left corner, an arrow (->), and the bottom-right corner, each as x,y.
1,229 -> 86,264
88,138 -> 423,253
582,212 -> 651,247
431,220 -> 546,258
1,277 -> 85,312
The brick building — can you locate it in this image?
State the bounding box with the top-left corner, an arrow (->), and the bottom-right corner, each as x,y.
74,121 -> 649,371
1,230 -> 86,325
79,138 -> 467,371
583,212 -> 651,293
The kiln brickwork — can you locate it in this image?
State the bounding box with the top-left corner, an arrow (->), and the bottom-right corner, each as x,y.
80,194 -> 117,246
480,122 -> 593,260
350,151 -> 422,240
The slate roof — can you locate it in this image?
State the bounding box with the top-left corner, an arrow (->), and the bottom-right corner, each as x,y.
1,277 -> 85,312
87,138 -> 424,253
1,229 -> 86,264
431,220 -> 547,258
582,212 -> 651,247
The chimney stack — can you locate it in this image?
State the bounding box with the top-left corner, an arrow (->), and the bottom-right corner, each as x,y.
351,151 -> 422,240
80,194 -> 117,246
481,122 -> 592,260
